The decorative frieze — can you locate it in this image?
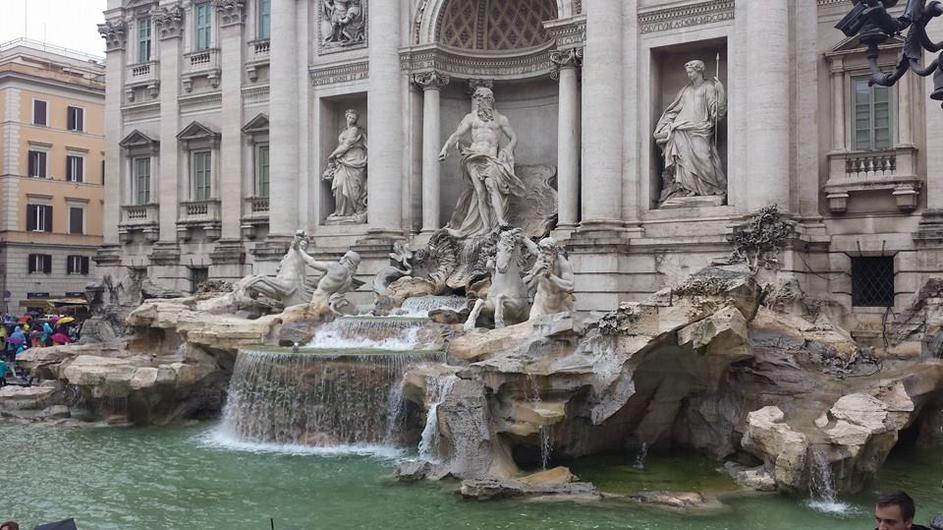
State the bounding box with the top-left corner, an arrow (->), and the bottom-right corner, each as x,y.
817,0 -> 851,7
411,71 -> 450,91
545,16 -> 586,50
151,4 -> 185,40
549,47 -> 582,80
400,43 -> 554,81
212,0 -> 246,26
318,0 -> 368,54
97,20 -> 128,52
638,0 -> 735,35
309,60 -> 369,87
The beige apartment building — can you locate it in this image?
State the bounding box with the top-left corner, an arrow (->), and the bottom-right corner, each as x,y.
0,39 -> 106,313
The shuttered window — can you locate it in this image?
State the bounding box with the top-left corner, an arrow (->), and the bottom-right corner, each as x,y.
28,150 -> 47,178
66,155 -> 84,182
195,3 -> 213,51
133,157 -> 151,205
259,0 -> 271,39
26,204 -> 53,232
33,100 -> 47,126
28,254 -> 52,274
256,144 -> 269,197
67,255 -> 90,275
67,106 -> 84,131
69,207 -> 84,234
138,16 -> 152,63
192,150 -> 212,201
852,77 -> 892,151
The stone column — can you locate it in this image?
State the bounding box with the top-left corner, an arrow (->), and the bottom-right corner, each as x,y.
155,7 -> 183,244
744,0 -> 791,212
413,71 -> 449,233
217,3 -> 245,241
97,18 -> 127,250
579,0 -> 624,230
267,0 -> 300,238
551,48 -> 582,229
366,0 -> 404,236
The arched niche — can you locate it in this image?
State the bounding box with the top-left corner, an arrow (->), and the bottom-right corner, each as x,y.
413,0 -> 577,49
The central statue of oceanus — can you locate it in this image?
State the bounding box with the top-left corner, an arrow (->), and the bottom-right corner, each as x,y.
438,87 -> 525,239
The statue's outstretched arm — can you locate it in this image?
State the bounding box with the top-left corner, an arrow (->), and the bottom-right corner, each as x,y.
299,250 -> 329,272
439,115 -> 472,160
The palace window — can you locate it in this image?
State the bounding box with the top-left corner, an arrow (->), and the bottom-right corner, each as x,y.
28,254 -> 52,274
851,256 -> 895,307
137,16 -> 152,63
32,99 -> 47,126
66,154 -> 84,182
259,0 -> 271,40
67,106 -> 85,132
852,77 -> 892,151
69,206 -> 85,234
28,150 -> 47,178
256,144 -> 269,197
191,150 -> 212,201
195,3 -> 213,51
66,255 -> 90,275
133,157 -> 151,205
26,204 -> 52,232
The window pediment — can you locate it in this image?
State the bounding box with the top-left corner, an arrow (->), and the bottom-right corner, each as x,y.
241,113 -> 269,135
177,121 -> 221,147
119,129 -> 159,151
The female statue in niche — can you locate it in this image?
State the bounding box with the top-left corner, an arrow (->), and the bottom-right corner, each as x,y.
654,59 -> 727,206
323,108 -> 367,223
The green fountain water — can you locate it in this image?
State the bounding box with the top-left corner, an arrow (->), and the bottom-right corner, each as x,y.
3,422 -> 941,529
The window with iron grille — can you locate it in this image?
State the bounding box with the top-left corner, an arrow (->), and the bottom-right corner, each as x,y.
851,256 -> 895,307
190,267 -> 209,293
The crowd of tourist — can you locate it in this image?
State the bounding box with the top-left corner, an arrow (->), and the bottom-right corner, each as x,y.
0,312 -> 82,386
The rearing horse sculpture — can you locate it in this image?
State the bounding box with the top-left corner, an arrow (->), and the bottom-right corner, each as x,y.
464,228 -> 531,332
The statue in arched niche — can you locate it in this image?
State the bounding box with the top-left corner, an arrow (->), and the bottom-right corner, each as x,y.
323,108 -> 368,224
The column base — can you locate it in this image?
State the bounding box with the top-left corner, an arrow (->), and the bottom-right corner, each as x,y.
914,209 -> 943,246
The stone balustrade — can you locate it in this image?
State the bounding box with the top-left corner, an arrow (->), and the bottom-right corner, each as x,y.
246,39 -> 270,82
118,204 -> 160,243
825,146 -> 920,213
240,196 -> 270,238
182,49 -> 221,91
178,199 -> 221,223
124,61 -> 160,101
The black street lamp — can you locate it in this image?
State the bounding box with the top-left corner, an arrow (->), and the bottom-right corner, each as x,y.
836,0 -> 943,106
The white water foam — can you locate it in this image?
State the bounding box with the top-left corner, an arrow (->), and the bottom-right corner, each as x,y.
201,428 -> 405,460
307,316 -> 428,350
805,447 -> 862,517
396,296 -> 469,318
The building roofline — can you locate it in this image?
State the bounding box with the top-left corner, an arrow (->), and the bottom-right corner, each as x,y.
0,38 -> 105,67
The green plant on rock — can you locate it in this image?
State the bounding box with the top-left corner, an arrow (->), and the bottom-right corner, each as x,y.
731,205 -> 793,273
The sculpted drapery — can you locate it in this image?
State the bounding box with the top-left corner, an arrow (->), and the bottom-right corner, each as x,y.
654,59 -> 727,204
323,109 -> 368,222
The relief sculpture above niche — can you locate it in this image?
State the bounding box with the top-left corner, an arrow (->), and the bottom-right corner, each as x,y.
319,0 -> 367,53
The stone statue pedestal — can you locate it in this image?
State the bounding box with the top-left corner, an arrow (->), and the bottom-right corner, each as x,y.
660,195 -> 725,210
324,213 -> 367,226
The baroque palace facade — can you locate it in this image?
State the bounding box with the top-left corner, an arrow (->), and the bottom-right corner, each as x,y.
98,0 -> 943,334
0,39 -> 105,312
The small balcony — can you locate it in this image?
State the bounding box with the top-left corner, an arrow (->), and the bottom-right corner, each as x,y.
177,199 -> 222,241
240,196 -> 270,239
246,39 -> 270,82
119,203 -> 159,243
825,146 -> 920,213
182,49 -> 221,92
125,61 -> 160,101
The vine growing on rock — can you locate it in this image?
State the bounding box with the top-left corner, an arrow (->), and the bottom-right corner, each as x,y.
731,205 -> 793,273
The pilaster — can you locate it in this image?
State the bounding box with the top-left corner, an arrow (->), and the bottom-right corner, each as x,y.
218,0 -> 246,244
98,16 -> 127,247
156,6 -> 183,246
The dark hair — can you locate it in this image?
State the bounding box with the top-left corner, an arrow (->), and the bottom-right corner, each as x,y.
877,491 -> 916,521
0,521 -> 20,530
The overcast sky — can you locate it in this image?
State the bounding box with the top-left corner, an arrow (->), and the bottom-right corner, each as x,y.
0,0 -> 107,57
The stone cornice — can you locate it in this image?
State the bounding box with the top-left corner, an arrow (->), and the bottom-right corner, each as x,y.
638,0 -> 735,35
411,71 -> 450,90
309,60 -> 370,87
151,4 -> 185,40
98,20 -> 128,52
213,0 -> 246,27
400,42 -> 554,81
544,15 -> 586,51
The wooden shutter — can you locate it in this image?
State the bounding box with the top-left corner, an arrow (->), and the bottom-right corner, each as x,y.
43,205 -> 53,232
26,205 -> 36,231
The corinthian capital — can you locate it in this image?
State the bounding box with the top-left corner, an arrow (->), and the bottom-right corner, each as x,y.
151,4 -> 185,40
97,20 -> 127,52
213,0 -> 246,26
412,71 -> 451,91
550,47 -> 583,80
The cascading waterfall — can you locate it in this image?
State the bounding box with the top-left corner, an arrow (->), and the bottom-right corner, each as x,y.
418,374 -> 458,462
398,296 -> 470,317
307,316 -> 431,350
634,442 -> 649,470
806,446 -> 856,515
219,349 -> 438,447
526,374 -> 552,471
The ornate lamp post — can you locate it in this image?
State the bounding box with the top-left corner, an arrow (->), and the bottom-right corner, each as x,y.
836,0 -> 943,105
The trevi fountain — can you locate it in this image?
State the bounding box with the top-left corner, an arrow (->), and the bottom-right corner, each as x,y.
4,0 -> 943,528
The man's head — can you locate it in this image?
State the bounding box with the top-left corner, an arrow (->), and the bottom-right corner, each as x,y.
685,60 -> 706,83
1,521 -> 19,530
341,251 -> 361,270
875,491 -> 916,530
473,86 -> 496,120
